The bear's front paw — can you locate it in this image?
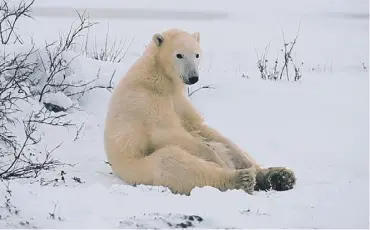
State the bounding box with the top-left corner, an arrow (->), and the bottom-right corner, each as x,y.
234,168 -> 257,195
255,167 -> 296,192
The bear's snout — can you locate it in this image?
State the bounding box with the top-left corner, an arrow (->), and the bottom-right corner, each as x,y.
188,76 -> 199,85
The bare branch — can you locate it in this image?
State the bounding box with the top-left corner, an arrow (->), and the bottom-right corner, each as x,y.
0,0 -> 35,44
188,85 -> 214,97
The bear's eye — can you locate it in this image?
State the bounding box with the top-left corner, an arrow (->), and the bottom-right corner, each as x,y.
195,54 -> 200,58
176,54 -> 184,59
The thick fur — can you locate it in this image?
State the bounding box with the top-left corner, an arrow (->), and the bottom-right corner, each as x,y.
104,28 -> 296,195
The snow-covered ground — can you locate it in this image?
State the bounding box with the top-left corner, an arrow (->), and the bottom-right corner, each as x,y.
0,0 -> 369,228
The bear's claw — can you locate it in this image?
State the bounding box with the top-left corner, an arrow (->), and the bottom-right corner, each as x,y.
234,168 -> 257,194
255,167 -> 296,191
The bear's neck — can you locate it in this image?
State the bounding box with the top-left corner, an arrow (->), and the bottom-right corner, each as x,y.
139,54 -> 184,96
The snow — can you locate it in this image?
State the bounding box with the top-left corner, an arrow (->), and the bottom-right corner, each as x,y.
0,0 -> 369,228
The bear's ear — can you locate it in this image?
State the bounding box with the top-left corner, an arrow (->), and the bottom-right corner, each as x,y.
153,33 -> 164,47
192,32 -> 200,43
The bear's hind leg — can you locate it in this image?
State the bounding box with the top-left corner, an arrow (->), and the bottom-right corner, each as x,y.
196,136 -> 296,192
114,146 -> 257,195
191,122 -> 297,192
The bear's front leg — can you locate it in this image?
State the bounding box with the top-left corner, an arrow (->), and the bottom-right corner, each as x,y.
197,124 -> 257,169
150,129 -> 229,168
255,167 -> 296,191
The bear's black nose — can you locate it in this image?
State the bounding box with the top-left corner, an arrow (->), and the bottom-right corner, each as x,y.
188,76 -> 199,84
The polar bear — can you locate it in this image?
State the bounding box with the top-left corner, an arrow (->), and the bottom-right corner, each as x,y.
104,28 -> 296,195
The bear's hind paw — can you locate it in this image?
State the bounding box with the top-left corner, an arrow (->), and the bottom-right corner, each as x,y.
255,167 -> 296,192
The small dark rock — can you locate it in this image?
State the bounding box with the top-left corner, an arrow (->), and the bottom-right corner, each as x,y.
175,221 -> 193,228
185,221 -> 193,227
176,222 -> 188,228
43,102 -> 66,113
194,215 -> 203,222
186,215 -> 203,222
72,177 -> 83,183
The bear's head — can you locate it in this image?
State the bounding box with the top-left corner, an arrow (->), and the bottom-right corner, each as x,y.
151,29 -> 202,86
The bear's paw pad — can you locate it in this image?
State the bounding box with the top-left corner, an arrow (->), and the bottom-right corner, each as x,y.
266,167 -> 296,191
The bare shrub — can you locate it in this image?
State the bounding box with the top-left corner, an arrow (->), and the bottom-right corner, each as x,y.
0,46 -> 37,149
0,3 -> 115,181
32,10 -> 95,102
254,23 -> 303,82
84,23 -> 135,63
0,0 -> 53,180
0,116 -> 63,180
29,10 -> 116,105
